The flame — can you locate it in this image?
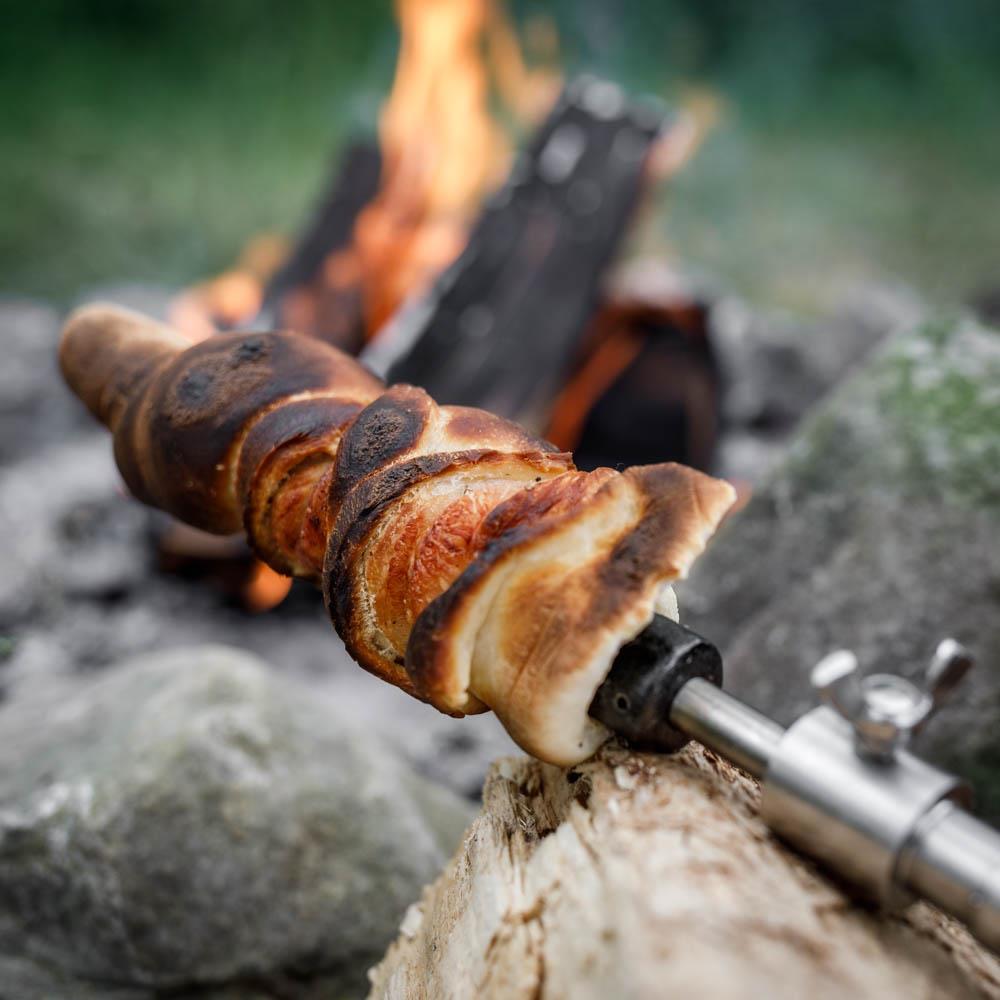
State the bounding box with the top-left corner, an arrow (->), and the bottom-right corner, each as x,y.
242,561 -> 294,613
487,11 -> 561,122
168,9 -> 719,349
380,0 -> 506,218
171,1 -> 559,343
355,0 -> 559,335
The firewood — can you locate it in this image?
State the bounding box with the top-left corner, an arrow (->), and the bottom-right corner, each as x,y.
370,77 -> 668,425
369,744 -> 1000,999
546,294 -> 720,471
262,141 -> 382,352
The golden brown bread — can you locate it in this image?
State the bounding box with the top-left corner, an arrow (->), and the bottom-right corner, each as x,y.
60,303 -> 735,764
406,464 -> 734,762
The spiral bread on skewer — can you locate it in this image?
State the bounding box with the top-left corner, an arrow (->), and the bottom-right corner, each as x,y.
60,304 -> 735,764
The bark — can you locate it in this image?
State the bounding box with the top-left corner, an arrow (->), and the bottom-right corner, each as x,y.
368,743 -> 1000,1000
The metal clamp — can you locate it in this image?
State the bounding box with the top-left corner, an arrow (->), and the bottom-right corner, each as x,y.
760,640 -> 974,909
811,640 -> 974,762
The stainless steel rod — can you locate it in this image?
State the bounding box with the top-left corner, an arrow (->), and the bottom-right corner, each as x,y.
900,800 -> 1000,952
669,677 -> 784,780
670,676 -> 1000,954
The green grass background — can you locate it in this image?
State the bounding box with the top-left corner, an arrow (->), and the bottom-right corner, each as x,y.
2,0 -> 999,312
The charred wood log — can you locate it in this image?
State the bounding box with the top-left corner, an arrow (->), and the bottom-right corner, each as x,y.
546,294 -> 721,472
368,77 -> 669,425
261,141 -> 382,352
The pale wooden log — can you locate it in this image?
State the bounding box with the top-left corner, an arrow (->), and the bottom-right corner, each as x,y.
368,743 -> 1000,1000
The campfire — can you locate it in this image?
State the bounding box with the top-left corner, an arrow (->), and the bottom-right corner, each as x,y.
159,0 -> 721,610
14,3 -> 1000,994
170,0 -> 561,349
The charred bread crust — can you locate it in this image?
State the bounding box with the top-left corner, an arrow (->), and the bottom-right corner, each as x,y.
441,405 -> 562,454
236,395 -> 366,508
330,384 -> 436,505
406,464 -> 736,762
327,386 -> 564,526
114,331 -> 380,533
238,396 -> 367,577
323,449 -> 574,693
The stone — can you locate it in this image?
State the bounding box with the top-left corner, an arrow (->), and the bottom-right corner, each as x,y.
0,436 -> 152,630
0,645 -> 473,998
680,315 -> 1000,818
0,298 -> 86,466
710,283 -> 924,483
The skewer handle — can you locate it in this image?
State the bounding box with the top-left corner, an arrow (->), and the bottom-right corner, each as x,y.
671,671 -> 1000,953
592,616 -> 1000,954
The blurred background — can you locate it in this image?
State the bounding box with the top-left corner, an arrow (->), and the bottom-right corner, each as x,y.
4,0 -> 1000,312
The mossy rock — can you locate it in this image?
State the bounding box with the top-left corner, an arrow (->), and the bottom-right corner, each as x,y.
681,316 -> 1000,818
0,646 -> 472,998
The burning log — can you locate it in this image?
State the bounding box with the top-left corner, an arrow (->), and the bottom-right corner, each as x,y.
369,745 -> 1000,999
261,141 -> 382,353
546,290 -> 720,471
169,1 -> 562,354
366,76 -> 671,424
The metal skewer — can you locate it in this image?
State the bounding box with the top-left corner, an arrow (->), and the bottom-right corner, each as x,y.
669,677 -> 781,778
589,615 -> 1000,954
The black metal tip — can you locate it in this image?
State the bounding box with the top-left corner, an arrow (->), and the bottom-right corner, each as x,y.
589,614 -> 723,754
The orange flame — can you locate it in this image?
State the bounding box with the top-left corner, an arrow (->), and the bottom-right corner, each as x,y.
242,560 -> 294,613
356,0 -> 559,335
170,1 -> 559,344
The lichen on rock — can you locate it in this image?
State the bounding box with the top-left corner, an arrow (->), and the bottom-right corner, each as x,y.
681,315 -> 1000,817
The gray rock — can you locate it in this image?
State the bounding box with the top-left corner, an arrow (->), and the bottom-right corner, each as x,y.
712,283 -> 923,431
0,435 -> 152,630
0,298 -> 89,466
680,316 -> 1000,818
0,646 -> 473,998
711,283 -> 924,483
